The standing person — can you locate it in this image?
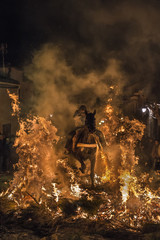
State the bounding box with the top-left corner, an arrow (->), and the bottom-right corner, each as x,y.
151,139 -> 160,170
149,103 -> 160,140
0,132 -> 3,172
140,137 -> 154,170
3,137 -> 11,172
153,103 -> 160,140
2,136 -> 7,171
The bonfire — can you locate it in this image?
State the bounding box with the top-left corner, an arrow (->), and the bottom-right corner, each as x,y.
0,91 -> 160,236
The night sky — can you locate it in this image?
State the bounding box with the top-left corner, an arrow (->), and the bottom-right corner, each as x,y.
1,0 -> 160,113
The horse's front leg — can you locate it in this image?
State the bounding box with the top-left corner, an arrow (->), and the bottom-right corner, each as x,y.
90,157 -> 96,187
75,152 -> 86,173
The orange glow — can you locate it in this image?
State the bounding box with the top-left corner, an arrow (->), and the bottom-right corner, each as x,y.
1,93 -> 160,228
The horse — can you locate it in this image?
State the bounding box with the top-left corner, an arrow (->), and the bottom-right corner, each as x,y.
69,110 -> 107,187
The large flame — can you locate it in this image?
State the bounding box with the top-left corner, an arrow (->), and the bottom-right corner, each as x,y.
1,93 -> 160,229
7,90 -> 20,117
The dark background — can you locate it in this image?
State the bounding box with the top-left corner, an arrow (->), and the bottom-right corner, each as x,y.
0,0 -> 160,100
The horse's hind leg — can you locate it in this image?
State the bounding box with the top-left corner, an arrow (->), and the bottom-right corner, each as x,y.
90,157 -> 96,187
76,153 -> 86,173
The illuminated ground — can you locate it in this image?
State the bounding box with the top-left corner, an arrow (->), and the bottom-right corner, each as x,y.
0,97 -> 160,239
0,172 -> 160,240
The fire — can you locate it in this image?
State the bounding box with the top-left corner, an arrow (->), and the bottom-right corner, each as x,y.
105,104 -> 114,118
119,170 -> 132,204
98,102 -> 160,224
101,168 -> 111,182
3,92 -> 63,208
99,104 -> 145,184
101,151 -> 112,182
7,90 -> 20,116
0,92 -> 160,229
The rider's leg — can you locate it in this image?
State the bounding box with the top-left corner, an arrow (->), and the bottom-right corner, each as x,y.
78,155 -> 86,173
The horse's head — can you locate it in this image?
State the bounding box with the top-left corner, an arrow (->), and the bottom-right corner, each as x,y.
85,110 -> 96,133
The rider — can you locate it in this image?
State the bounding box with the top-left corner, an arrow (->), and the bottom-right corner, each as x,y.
73,105 -> 87,127
65,105 -> 87,153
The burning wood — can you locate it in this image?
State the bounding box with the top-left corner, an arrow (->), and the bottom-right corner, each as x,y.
0,93 -> 160,232
7,90 -> 20,117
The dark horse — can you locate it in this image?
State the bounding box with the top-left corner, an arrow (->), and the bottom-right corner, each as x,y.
66,110 -> 107,187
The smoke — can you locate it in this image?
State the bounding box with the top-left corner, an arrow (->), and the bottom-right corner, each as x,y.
20,0 -> 160,133
24,44 -> 126,133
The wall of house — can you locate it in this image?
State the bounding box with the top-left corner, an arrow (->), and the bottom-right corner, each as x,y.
0,67 -> 22,136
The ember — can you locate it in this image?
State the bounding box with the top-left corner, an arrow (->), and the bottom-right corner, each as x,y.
0,93 -> 160,231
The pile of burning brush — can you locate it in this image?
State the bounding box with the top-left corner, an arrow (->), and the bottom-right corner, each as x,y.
0,92 -> 160,230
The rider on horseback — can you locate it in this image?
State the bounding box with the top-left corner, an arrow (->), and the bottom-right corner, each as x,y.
72,110 -> 107,173
65,107 -> 107,187
65,105 -> 87,153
